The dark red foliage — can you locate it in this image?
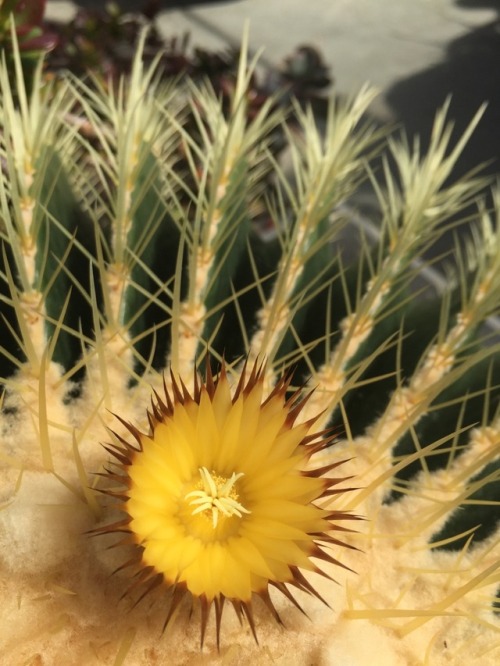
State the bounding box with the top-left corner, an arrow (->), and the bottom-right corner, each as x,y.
43,2 -> 331,106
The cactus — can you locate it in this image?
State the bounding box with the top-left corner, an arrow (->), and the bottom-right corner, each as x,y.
1,32 -> 500,665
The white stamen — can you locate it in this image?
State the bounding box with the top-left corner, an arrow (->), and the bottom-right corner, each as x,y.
185,467 -> 251,528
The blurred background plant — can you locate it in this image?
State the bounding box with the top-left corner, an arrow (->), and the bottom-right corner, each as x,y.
0,0 -> 58,94
0,0 -> 332,118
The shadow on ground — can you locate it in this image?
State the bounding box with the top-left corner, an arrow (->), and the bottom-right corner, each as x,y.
384,2 -> 500,261
386,2 -> 500,182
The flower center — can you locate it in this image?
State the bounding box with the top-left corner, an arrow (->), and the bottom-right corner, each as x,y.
185,467 -> 250,528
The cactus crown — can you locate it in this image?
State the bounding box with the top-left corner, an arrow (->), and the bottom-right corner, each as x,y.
1,29 -> 500,665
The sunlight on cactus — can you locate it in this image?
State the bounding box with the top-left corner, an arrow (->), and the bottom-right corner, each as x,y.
1,30 -> 500,665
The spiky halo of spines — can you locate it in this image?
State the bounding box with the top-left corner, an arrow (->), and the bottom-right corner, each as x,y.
95,359 -> 358,647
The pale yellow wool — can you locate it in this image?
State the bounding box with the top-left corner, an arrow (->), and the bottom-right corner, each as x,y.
0,373 -> 499,665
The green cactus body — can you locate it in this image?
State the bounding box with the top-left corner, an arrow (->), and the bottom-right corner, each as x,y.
1,32 -> 500,665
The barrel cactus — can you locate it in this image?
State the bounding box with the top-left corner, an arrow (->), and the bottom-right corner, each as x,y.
1,32 -> 500,665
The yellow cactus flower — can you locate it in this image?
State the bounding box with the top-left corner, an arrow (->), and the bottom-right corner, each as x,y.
97,362 -> 356,645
